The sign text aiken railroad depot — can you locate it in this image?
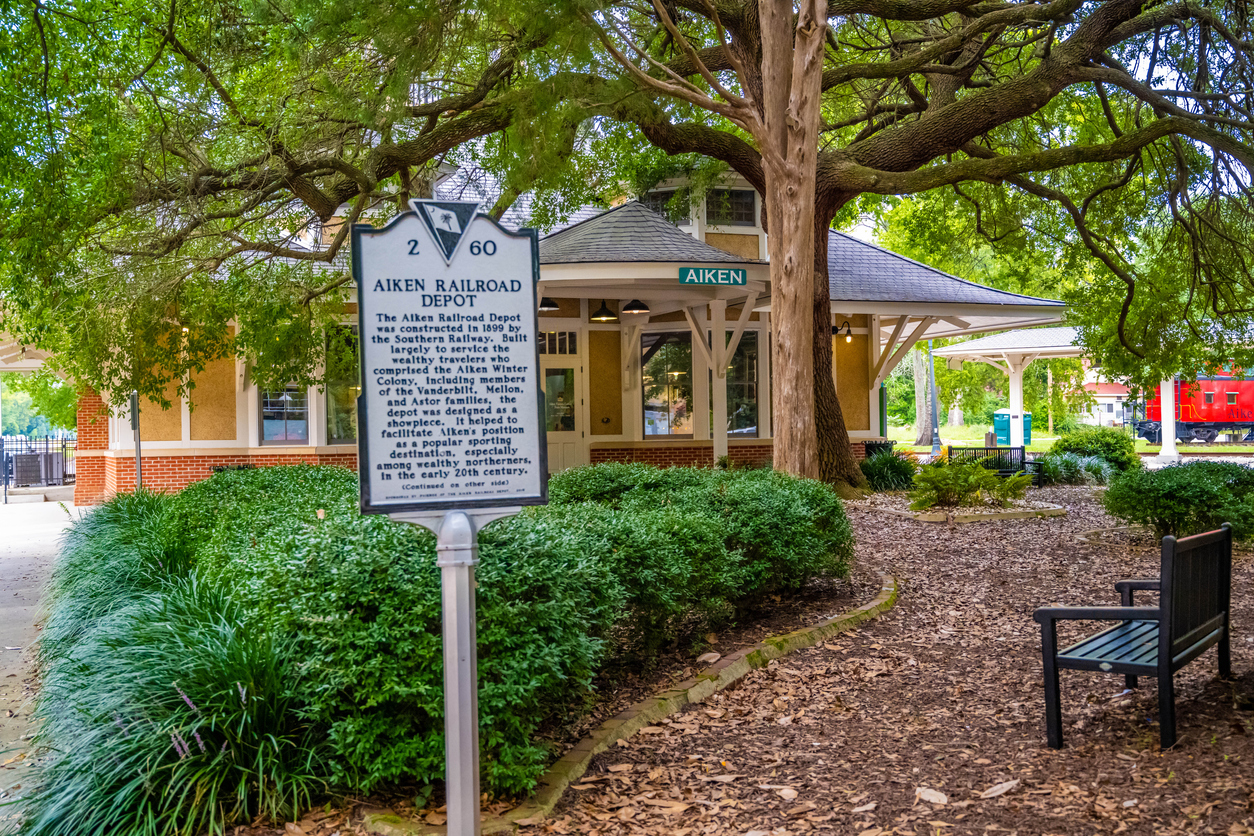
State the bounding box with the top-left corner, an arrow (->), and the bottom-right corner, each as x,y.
354,201 -> 547,514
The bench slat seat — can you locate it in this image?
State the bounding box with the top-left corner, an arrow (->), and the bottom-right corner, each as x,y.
1057,620 -> 1158,673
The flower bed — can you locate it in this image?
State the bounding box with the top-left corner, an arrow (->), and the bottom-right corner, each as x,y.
851,491 -> 1066,524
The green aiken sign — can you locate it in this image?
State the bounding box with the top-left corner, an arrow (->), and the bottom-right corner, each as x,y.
679,266 -> 747,286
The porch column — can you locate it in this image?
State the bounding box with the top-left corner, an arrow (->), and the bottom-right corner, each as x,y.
1008,359 -> 1026,448
1157,378 -> 1180,462
711,300 -> 728,463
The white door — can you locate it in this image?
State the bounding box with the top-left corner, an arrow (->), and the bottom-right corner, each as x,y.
541,363 -> 586,471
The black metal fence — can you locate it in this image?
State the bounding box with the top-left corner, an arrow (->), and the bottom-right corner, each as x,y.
1,436 -> 77,491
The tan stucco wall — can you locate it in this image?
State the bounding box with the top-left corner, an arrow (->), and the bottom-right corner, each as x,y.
140,381 -> 183,442
539,298 -> 581,318
189,355 -> 237,441
706,232 -> 760,259
588,331 -> 623,436
834,334 -> 870,431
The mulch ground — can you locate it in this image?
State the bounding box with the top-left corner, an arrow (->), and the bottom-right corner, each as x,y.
524,486 -> 1254,836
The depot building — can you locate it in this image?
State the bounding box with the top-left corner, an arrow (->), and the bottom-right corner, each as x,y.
3,185 -> 1066,505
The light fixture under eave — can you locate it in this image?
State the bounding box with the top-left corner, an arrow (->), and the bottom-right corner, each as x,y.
834,320 -> 853,343
538,297 -> 560,312
590,300 -> 618,322
621,299 -> 650,315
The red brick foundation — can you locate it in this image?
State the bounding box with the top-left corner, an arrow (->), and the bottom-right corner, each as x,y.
588,441 -> 869,468
73,388 -> 110,506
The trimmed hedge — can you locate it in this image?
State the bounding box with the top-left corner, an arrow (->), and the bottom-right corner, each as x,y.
1102,460 -> 1254,539
1050,425 -> 1140,472
25,464 -> 853,834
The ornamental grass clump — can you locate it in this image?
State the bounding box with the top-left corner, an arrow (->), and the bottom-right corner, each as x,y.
859,449 -> 918,491
1037,451 -> 1114,486
25,463 -> 853,832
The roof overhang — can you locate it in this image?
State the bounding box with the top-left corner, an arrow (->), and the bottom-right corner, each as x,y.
0,334 -> 49,371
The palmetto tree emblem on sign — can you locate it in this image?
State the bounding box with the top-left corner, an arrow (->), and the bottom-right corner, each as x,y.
412,200 -> 479,263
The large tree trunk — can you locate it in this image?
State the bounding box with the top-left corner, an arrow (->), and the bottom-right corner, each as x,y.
914,349 -> 933,446
813,217 -> 867,487
759,0 -> 825,479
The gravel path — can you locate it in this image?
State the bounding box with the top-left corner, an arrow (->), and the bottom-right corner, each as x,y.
532,487 -> 1254,836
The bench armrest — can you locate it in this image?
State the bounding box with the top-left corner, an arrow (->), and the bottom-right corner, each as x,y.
1114,579 -> 1160,606
1033,606 -> 1160,625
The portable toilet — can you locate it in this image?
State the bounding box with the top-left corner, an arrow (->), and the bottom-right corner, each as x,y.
993,409 -> 1033,445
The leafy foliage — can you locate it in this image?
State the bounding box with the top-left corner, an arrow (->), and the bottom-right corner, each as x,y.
1050,426 -> 1141,472
859,449 -> 918,491
27,464 -> 853,829
1037,452 -> 1114,486
1102,462 -> 1254,539
909,459 -> 1032,510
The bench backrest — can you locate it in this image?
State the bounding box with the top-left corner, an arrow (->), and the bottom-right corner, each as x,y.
1160,524 -> 1232,669
946,446 -> 1026,471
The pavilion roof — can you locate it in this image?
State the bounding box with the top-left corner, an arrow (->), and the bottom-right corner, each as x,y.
539,202 -> 764,265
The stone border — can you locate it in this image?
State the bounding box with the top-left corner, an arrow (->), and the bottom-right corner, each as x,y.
865,504 -> 1066,525
1075,524 -> 1154,547
362,573 -> 900,836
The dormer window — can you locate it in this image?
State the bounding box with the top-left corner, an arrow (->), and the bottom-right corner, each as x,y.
640,191 -> 690,224
706,189 -> 756,226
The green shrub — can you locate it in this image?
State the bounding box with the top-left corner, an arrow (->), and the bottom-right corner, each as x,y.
1102,461 -> 1254,538
28,462 -> 854,828
860,449 -> 918,491
910,459 -> 1032,510
1051,425 -> 1140,472
1078,455 -> 1114,485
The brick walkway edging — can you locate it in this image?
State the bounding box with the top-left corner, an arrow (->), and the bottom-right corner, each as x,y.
362,572 -> 900,836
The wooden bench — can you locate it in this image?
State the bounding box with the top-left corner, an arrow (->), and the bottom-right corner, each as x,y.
1033,524 -> 1234,749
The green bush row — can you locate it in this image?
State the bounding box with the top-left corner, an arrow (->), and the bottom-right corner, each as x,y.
25,464 -> 853,834
1101,460 -> 1254,539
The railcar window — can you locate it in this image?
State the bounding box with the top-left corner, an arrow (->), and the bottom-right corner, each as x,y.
1228,392 -> 1238,405
1205,392 -> 1215,404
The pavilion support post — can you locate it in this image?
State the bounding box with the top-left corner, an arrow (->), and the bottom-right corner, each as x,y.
1158,379 -> 1181,463
1008,360 -> 1026,449
710,300 -> 728,464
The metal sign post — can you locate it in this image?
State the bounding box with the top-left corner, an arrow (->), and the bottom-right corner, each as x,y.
353,200 -> 547,835
130,391 -> 143,490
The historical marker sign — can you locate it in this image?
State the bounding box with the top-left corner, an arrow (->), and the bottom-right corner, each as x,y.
354,200 -> 547,835
354,200 -> 548,514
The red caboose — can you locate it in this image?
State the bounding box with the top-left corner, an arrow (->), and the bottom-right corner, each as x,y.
1134,374 -> 1254,443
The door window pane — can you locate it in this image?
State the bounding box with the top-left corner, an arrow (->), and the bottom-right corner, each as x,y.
727,332 -> 759,437
544,369 -> 576,432
262,387 -> 308,443
642,332 -> 694,436
326,326 -> 359,445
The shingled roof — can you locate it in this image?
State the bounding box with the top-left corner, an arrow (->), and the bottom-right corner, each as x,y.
827,230 -> 1064,308
933,326 -> 1081,357
540,202 -> 763,265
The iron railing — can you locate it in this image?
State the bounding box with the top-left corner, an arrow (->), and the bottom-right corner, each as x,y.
1,436 -> 77,501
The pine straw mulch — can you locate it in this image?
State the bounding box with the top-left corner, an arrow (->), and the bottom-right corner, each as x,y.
524,486 -> 1254,836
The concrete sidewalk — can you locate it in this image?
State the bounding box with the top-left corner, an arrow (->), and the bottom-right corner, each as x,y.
0,501 -> 77,755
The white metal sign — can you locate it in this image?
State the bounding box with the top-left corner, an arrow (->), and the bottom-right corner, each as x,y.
353,200 -> 547,836
354,200 -> 547,513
